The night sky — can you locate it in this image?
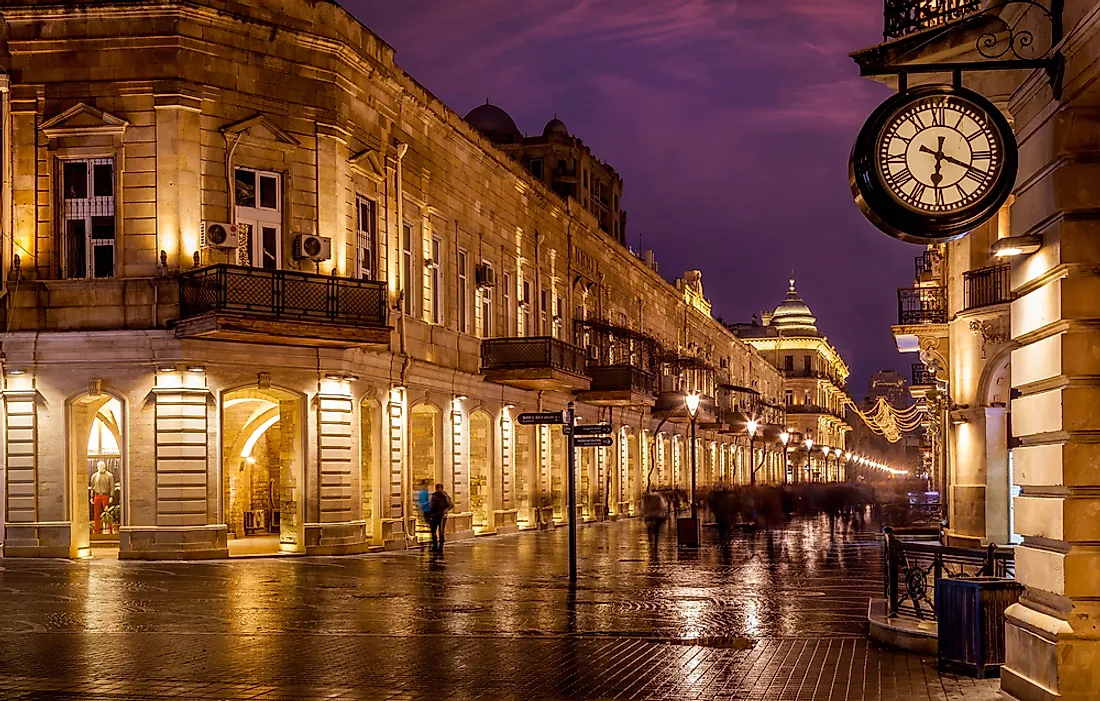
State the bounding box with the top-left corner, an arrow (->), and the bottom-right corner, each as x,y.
346,0 -> 918,397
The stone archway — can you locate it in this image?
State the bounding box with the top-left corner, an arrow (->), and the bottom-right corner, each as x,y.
408,403 -> 441,543
222,386 -> 305,555
69,393 -> 125,556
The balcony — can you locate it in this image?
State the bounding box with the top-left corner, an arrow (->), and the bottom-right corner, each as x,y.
175,264 -> 390,347
897,287 -> 948,325
884,0 -> 981,40
912,362 -> 936,387
480,337 -> 590,392
575,364 -> 656,407
784,404 -> 848,422
963,264 -> 1014,311
652,391 -> 717,425
914,250 -> 943,284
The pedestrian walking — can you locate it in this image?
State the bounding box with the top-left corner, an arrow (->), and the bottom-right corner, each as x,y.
641,490 -> 668,548
428,483 -> 453,553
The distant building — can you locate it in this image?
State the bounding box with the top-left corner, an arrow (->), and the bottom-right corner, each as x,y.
867,370 -> 908,408
728,278 -> 854,482
464,104 -> 627,244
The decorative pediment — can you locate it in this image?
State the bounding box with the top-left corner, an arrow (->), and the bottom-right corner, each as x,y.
221,114 -> 300,151
39,103 -> 129,139
350,148 -> 386,181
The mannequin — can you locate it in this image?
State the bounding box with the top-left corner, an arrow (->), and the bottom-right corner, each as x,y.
90,460 -> 114,534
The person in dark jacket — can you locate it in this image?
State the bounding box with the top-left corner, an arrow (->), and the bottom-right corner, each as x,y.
428,483 -> 453,553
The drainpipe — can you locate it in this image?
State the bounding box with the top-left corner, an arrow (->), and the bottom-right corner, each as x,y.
393,141 -> 411,387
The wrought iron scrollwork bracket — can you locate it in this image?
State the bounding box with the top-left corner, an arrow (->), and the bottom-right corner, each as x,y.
862,0 -> 1065,100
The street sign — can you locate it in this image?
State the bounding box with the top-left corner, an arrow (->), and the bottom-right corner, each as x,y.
572,424 -> 612,436
517,411 -> 563,425
573,436 -> 613,448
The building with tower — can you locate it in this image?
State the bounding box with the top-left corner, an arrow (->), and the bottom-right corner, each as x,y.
728,279 -> 854,482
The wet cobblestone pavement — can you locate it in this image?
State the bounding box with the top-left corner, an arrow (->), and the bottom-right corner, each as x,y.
0,517 -> 1004,700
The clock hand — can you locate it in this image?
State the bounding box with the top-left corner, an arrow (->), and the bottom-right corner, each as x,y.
940,153 -> 973,170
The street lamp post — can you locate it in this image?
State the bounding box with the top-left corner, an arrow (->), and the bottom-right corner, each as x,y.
676,391 -> 702,548
747,419 -> 759,486
779,430 -> 790,483
822,446 -> 831,483
804,437 -> 813,483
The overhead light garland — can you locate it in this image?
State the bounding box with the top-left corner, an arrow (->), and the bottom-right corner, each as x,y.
842,396 -> 927,443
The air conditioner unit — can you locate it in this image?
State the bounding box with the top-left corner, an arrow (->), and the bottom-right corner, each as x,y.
475,263 -> 496,289
293,234 -> 332,262
201,222 -> 239,249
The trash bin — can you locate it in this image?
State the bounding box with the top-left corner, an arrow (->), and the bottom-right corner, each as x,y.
677,517 -> 700,547
936,577 -> 1024,678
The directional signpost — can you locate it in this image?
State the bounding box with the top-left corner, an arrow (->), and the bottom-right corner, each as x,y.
573,436 -> 613,448
573,424 -> 612,436
517,411 -> 563,426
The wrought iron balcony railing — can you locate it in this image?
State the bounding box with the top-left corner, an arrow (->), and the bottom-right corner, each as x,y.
897,287 -> 948,325
586,364 -> 655,395
884,0 -> 982,40
179,264 -> 387,327
963,264 -> 1014,311
912,362 -> 936,387
480,337 -> 587,376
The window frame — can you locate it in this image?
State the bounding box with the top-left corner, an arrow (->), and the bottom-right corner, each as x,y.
430,236 -> 443,325
355,195 -> 377,281
479,260 -> 494,339
401,222 -> 415,316
234,166 -> 283,270
457,249 -> 469,334
60,156 -> 117,280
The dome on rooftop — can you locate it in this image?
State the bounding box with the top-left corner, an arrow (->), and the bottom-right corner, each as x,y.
543,117 -> 569,137
771,278 -> 818,336
464,101 -> 520,140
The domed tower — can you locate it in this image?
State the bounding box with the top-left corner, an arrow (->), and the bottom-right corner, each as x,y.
770,278 -> 819,337
463,101 -> 522,143
543,117 -> 569,138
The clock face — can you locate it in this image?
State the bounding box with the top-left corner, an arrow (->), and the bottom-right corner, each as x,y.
850,85 -> 1017,244
876,97 -> 1003,214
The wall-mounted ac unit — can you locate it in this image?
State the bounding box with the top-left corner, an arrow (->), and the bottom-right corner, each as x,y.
293,234 -> 332,262
201,222 -> 239,249
475,263 -> 496,289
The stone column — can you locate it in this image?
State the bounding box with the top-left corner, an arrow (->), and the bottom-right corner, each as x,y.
153,87 -> 202,274
1002,107 -> 1100,701
304,384 -> 368,554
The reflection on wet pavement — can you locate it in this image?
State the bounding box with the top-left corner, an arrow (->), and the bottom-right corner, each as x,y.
0,516 -> 1002,700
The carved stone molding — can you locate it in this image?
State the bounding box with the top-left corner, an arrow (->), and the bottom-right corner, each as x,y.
969,318 -> 1009,359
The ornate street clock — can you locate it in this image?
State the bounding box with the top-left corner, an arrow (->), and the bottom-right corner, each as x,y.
850,84 -> 1017,244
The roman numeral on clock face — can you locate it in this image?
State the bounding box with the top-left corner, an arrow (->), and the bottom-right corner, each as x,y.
909,182 -> 926,203
889,167 -> 914,189
963,166 -> 989,185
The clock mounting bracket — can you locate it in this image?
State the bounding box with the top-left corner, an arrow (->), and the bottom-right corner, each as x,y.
858,0 -> 1065,100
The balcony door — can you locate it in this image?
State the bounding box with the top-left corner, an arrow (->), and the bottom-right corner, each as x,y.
235,167 -> 282,270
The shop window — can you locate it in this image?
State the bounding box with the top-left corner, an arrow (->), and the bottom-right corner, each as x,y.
61,157 -> 115,279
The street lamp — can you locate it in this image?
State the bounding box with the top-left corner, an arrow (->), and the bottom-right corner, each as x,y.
746,419 -> 759,486
779,430 -> 790,483
681,391 -> 701,547
804,437 -> 813,483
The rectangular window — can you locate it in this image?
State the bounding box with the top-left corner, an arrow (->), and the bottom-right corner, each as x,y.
522,279 -> 532,336
430,236 -> 443,324
783,355 -> 794,372
457,250 -> 469,334
554,294 -> 564,339
540,289 -> 549,335
402,223 -> 414,315
235,167 -> 282,269
528,158 -> 543,179
785,390 -> 794,406
355,196 -> 377,280
480,262 -> 493,339
803,356 -> 812,374
502,272 -> 513,336
61,157 -> 115,279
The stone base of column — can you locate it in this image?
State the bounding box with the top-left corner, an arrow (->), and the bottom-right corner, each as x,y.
119,525 -> 228,560
303,520 -> 371,555
493,509 -> 519,534
594,505 -> 608,522
2,521 -> 74,557
379,518 -> 407,550
944,530 -> 983,549
446,512 -> 475,541
537,506 -> 555,530
617,501 -> 631,518
1002,603 -> 1100,701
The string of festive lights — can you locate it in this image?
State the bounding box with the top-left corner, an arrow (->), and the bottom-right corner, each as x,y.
842,396 -> 927,443
841,451 -> 908,477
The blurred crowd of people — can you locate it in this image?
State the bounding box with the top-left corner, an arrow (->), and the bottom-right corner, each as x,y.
641,479 -> 932,545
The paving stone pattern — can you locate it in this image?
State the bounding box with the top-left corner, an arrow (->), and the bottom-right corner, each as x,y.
0,517 -> 1004,700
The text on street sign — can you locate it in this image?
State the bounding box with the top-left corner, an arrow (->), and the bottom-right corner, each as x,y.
517,411 -> 564,425
573,424 -> 612,436
573,436 -> 613,448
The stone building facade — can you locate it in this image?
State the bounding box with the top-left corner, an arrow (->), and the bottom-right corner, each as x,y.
728,279 -> 854,482
0,0 -> 786,560
855,1 -> 1100,698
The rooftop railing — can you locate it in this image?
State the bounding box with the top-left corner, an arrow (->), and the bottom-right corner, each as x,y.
884,0 -> 982,40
